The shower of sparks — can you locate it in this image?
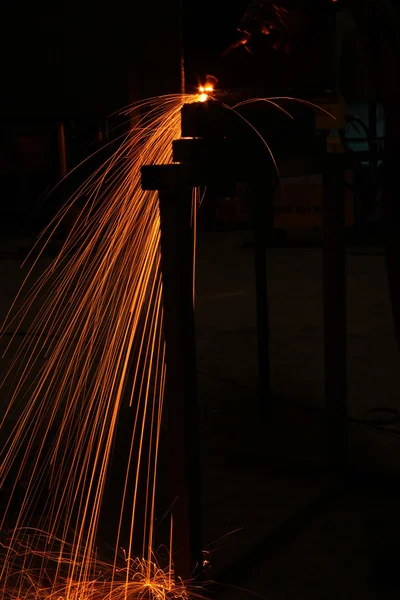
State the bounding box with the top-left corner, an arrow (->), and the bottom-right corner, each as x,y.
0,82 -> 328,600
0,531 -> 200,600
0,92 -> 205,600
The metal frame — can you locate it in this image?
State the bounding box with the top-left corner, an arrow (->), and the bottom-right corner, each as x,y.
141,100 -> 349,578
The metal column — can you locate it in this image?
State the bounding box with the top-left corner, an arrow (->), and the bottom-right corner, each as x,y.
322,157 -> 347,467
247,176 -> 272,416
157,187 -> 203,581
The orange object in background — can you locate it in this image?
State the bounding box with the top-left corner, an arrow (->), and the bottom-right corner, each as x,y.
273,173 -> 354,229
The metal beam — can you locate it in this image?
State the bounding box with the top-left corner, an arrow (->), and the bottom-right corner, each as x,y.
323,158 -> 347,467
158,187 -> 203,581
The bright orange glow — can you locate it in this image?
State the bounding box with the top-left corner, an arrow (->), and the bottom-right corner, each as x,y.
197,84 -> 214,102
198,85 -> 213,93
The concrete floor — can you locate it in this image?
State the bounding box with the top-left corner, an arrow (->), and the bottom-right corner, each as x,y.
195,231 -> 400,597
1,229 -> 400,598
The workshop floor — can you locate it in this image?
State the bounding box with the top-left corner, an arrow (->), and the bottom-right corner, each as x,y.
194,231 -> 400,599
1,229 -> 400,599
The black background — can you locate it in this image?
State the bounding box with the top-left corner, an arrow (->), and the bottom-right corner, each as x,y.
0,0 -> 249,118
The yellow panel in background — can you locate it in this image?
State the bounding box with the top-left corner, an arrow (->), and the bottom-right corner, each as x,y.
273,173 -> 354,229
316,102 -> 346,131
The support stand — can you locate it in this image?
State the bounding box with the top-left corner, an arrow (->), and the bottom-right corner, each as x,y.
247,177 -> 272,416
142,102 -> 352,584
158,188 -> 203,581
322,158 -> 347,467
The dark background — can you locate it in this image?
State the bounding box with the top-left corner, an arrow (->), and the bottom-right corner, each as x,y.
0,0 -> 247,118
3,3 -> 400,599
183,0 -> 248,87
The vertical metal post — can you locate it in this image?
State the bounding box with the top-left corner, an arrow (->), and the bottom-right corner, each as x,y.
158,187 -> 202,581
248,177 -> 272,416
322,156 -> 347,467
380,35 -> 400,359
369,102 -> 378,174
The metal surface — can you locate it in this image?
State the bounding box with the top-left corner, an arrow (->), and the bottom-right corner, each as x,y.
368,102 -> 378,174
248,177 -> 272,414
158,188 -> 203,581
143,100 -> 355,443
179,102 -> 274,412
322,158 -> 347,467
142,101 -> 275,413
142,107 -> 352,582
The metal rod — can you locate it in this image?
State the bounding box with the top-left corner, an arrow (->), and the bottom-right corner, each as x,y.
248,178 -> 272,416
322,157 -> 347,467
368,102 -> 378,174
158,187 -> 202,581
381,38 -> 400,360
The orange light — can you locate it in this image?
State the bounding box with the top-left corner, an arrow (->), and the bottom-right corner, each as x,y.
198,83 -> 214,102
198,84 -> 213,94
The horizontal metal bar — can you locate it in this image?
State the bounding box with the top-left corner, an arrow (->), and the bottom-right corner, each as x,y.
180,101 -> 237,139
141,164 -> 206,190
172,138 -> 237,165
141,163 -> 238,191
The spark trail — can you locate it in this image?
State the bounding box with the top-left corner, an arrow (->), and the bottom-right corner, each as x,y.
0,92 -> 205,600
0,83 -> 326,600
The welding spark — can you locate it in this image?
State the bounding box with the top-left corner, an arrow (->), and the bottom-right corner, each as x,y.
197,85 -> 214,102
0,81 -> 326,600
0,532 -> 202,600
0,92 -> 203,600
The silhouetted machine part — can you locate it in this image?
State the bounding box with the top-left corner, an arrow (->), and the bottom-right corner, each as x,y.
141,99 -> 276,581
141,98 -> 351,578
142,99 -> 319,416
